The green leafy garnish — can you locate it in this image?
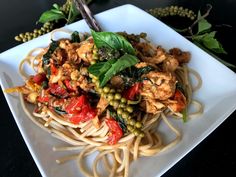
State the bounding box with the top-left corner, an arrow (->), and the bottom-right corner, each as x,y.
88,54 -> 139,87
38,4 -> 66,23
91,30 -> 135,55
71,31 -> 80,43
109,109 -> 127,133
54,107 -> 67,115
197,11 -> 212,34
43,41 -> 59,76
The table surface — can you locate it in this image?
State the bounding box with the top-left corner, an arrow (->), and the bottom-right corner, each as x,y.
0,0 -> 236,177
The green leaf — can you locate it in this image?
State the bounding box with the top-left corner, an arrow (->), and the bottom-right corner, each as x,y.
193,31 -> 227,54
193,41 -> 235,68
52,3 -> 60,10
88,59 -> 116,77
99,54 -> 139,87
38,9 -> 66,23
91,30 -> 135,55
197,11 -> 212,34
67,1 -> 80,24
71,31 -> 80,43
88,62 -> 107,77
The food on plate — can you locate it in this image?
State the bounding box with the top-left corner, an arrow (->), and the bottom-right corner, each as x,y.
5,29 -> 203,177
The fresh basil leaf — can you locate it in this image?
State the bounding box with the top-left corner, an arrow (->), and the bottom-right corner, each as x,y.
52,3 -> 60,10
88,62 -> 106,77
91,30 -> 135,55
197,11 -> 212,34
201,33 -> 227,54
88,59 -> 116,77
99,54 -> 139,87
43,41 -> 59,76
71,31 -> 80,43
38,9 -> 66,23
67,1 -> 80,24
98,59 -> 116,75
193,31 -> 227,54
193,41 -> 234,68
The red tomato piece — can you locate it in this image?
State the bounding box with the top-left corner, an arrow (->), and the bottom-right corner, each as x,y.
33,73 -> 46,85
123,82 -> 142,100
69,105 -> 96,124
49,83 -> 68,98
37,95 -> 49,102
50,64 -> 58,75
64,79 -> 76,92
105,118 -> 123,145
65,95 -> 87,114
65,95 -> 97,124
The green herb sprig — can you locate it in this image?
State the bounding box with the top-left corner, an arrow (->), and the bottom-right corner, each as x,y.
88,31 -> 139,87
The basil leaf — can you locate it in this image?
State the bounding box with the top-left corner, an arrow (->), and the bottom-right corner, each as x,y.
71,31 -> 80,43
52,3 -> 60,10
193,32 -> 227,54
99,54 -> 139,87
43,41 -> 59,76
91,30 -> 135,55
88,59 -> 116,77
201,33 -> 227,54
39,9 -> 66,23
197,11 -> 212,34
88,62 -> 106,77
69,1 -> 80,23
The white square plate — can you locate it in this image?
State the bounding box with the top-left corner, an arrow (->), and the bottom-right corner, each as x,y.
1,4 -> 236,177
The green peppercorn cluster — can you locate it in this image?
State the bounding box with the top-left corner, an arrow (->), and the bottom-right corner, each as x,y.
89,71 -> 144,138
148,6 -> 196,20
14,22 -> 54,42
60,0 -> 71,15
118,32 -> 147,43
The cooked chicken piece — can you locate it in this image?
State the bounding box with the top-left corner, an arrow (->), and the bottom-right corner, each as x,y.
162,56 -> 179,72
80,67 -> 88,76
141,71 -> 176,100
140,99 -> 165,114
96,96 -> 109,115
136,42 -> 167,64
110,75 -> 124,88
135,62 -> 149,68
169,48 -> 191,63
76,75 -> 94,92
76,37 -> 95,63
70,70 -> 80,81
51,48 -> 67,65
59,39 -> 81,64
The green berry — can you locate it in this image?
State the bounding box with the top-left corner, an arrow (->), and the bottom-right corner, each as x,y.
103,86 -> 110,93
117,108 -> 123,115
126,106 -> 133,113
122,111 -> 129,119
114,93 -> 121,100
135,122 -> 142,128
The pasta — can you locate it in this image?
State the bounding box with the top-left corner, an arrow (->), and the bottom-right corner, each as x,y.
6,29 -> 203,177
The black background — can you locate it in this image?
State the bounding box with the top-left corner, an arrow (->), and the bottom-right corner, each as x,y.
0,0 -> 236,177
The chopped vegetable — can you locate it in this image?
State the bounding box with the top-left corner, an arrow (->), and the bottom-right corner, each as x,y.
123,82 -> 142,100
33,73 -> 47,85
49,83 -> 68,98
65,95 -> 97,124
105,118 -> 123,145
